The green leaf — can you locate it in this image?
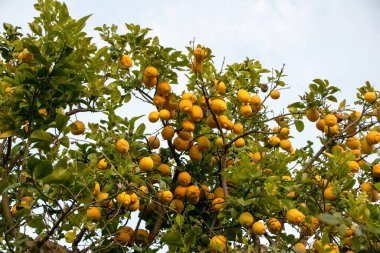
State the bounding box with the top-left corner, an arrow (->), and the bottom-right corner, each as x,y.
318,213 -> 341,226
374,182 -> 380,192
295,120 -> 304,132
30,130 -> 54,143
338,99 -> 346,110
59,136 -> 70,148
41,167 -> 71,185
135,123 -> 146,136
313,79 -> 325,87
326,95 -> 337,103
56,114 -> 70,131
161,231 -> 183,247
28,157 -> 53,179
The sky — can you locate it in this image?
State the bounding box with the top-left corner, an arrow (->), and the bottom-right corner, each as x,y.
2,0 -> 379,146
1,0 -> 379,249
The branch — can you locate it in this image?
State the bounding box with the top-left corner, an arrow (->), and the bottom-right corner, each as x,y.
65,107 -> 99,116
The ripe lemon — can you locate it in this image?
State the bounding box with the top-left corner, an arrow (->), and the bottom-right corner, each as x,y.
186,185 -> 201,199
240,104 -> 252,117
173,137 -> 189,151
115,139 -> 129,154
237,89 -> 250,103
233,123 -> 243,135
214,187 -> 225,199
206,115 -> 218,128
251,221 -> 266,235
139,157 -> 154,172
93,182 -> 101,195
269,136 -> 281,146
153,94 -> 166,107
189,145 -> 202,161
170,199 -> 185,213
366,130 -> 380,145
157,163 -> 171,177
197,136 -> 210,151
234,138 -> 245,148
190,105 -> 203,122
364,91 -> 376,103
361,182 -> 372,193
179,99 -> 193,113
286,208 -> 305,225
159,109 -> 171,120
249,95 -> 261,106
114,226 -> 134,244
162,125 -> 175,140
324,114 -> 337,127
174,185 -> 188,199
116,192 -> 131,207
373,164 -> 380,178
316,119 -> 326,131
306,108 -> 320,122
239,212 -> 254,228
159,190 -> 173,204
178,131 -> 193,141
119,55 -> 133,68
182,120 -> 195,132
71,120 -> 85,135
270,90 -> 280,99
293,243 -> 306,253
97,158 -> 108,170
190,59 -> 203,73
345,136 -> 360,149
148,136 -> 160,149
212,198 -> 225,212
156,81 -> 171,96
210,99 -> 227,114
86,207 -> 101,221
194,47 -> 206,61
215,137 -> 224,148
18,48 -> 33,63
148,111 -> 159,122
267,217 -> 282,234
143,76 -> 157,88
209,235 -> 227,253
347,161 -> 359,173
215,81 -> 226,94
361,139 -> 375,154
280,139 -> 292,151
144,66 -> 158,78
178,171 -> 191,186
324,187 -> 337,201
150,153 -> 161,165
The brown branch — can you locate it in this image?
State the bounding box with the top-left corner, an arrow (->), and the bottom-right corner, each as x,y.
36,203 -> 75,249
72,227 -> 87,253
65,107 -> 98,116
148,204 -> 164,244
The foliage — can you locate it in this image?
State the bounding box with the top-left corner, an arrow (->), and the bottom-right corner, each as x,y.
0,1 -> 380,252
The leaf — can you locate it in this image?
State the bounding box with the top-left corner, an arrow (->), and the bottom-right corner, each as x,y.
56,114 -> 70,131
338,99 -> 346,110
326,95 -> 337,103
161,231 -> 183,247
59,136 -> 70,148
135,123 -> 146,136
313,79 -> 325,87
318,213 -> 341,226
28,157 -> 53,179
374,182 -> 380,192
30,130 -> 54,143
41,167 -> 71,185
0,130 -> 14,139
295,120 -> 304,132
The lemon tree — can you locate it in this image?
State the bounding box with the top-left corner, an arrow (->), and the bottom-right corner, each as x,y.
1,1 -> 380,252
